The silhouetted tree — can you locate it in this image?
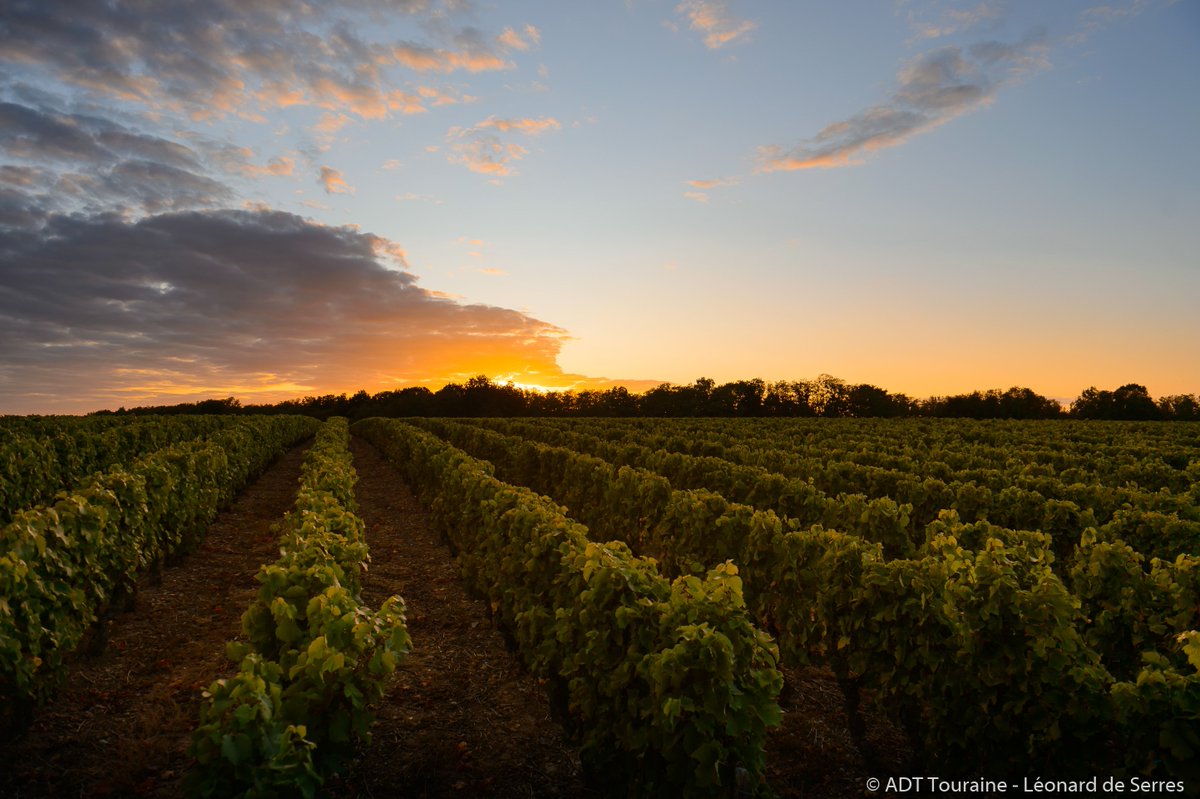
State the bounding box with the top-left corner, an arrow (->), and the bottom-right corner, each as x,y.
762,381 -> 817,417
89,374 -> 1191,422
922,387 -> 1062,419
709,379 -> 766,416
846,384 -> 911,417
1112,383 -> 1161,420
1158,394 -> 1200,421
1072,384 -> 1161,420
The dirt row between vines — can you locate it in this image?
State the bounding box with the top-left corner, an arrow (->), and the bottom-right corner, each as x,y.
1,432 -> 908,799
0,442 -> 312,798
340,435 -> 911,799
329,435 -> 591,799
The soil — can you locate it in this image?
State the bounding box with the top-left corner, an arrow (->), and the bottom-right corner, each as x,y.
329,436 -> 592,799
767,667 -> 912,798
0,443 -> 310,799
334,435 -> 912,799
0,433 -> 911,799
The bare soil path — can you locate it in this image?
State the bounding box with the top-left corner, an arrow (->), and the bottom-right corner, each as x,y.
330,435 -> 592,799
0,442 -> 310,799
337,434 -> 912,799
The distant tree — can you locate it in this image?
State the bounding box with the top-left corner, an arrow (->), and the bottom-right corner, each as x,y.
1072,384 -> 1162,420
438,375 -> 527,416
1070,386 -> 1113,419
526,389 -> 574,416
997,387 -> 1063,419
710,379 -> 766,416
195,396 -> 242,414
810,374 -> 851,417
846,384 -> 909,417
1157,394 -> 1200,421
921,387 -> 1061,419
640,383 -> 681,416
763,380 -> 817,417
599,386 -> 639,416
348,386 -> 435,418
1112,383 -> 1161,420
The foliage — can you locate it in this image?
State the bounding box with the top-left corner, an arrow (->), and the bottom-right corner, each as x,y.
189,418 -> 410,799
0,416 -> 317,712
401,415 -> 1200,781
355,418 -> 782,798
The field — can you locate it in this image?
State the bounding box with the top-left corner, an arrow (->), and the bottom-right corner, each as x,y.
1,415 -> 1198,798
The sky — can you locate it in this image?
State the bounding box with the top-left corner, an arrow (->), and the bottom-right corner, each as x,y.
0,0 -> 1197,414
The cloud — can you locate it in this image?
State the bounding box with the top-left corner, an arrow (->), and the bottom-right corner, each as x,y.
476,116 -> 561,135
446,135 -> 528,176
318,166 -> 354,195
315,113 -> 354,134
216,146 -> 296,178
682,176 -> 737,202
686,177 -> 737,189
59,161 -> 234,214
0,101 -> 201,169
395,192 -> 443,204
675,0 -> 757,49
1073,0 -> 1156,43
0,1 -> 516,123
756,38 -> 1049,172
0,208 -> 581,413
388,27 -> 516,74
907,1 -> 1004,40
416,85 -> 476,106
445,116 -> 561,177
0,99 -> 233,217
497,25 -> 539,52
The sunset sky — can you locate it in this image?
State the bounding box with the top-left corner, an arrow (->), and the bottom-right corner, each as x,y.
1,0 -> 1197,414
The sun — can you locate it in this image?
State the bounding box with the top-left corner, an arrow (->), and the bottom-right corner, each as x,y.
491,373 -> 559,394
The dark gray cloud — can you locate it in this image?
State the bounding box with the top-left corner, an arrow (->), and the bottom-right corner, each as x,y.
0,0 -> 518,120
0,100 -> 230,217
757,38 -> 1048,172
0,208 -> 570,412
0,2 -> 572,412
56,160 -> 234,214
0,100 -> 204,171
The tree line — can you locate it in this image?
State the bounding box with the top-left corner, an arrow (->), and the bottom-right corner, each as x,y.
93,375 -> 1200,421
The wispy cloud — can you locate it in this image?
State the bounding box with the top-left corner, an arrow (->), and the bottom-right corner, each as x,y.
1073,0 -> 1156,43
446,136 -> 528,176
395,192 -> 443,204
318,165 -> 354,195
217,146 -> 296,179
907,1 -> 1004,40
315,113 -> 354,134
686,177 -> 738,189
476,116 -> 562,135
0,1 -> 517,123
445,116 -> 561,177
756,37 -> 1049,172
497,24 -> 542,52
389,46 -> 510,73
682,177 -> 738,202
675,0 -> 757,49
416,85 -> 476,106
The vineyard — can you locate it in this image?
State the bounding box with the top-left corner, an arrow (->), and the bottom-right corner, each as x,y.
1,414 -> 1198,797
